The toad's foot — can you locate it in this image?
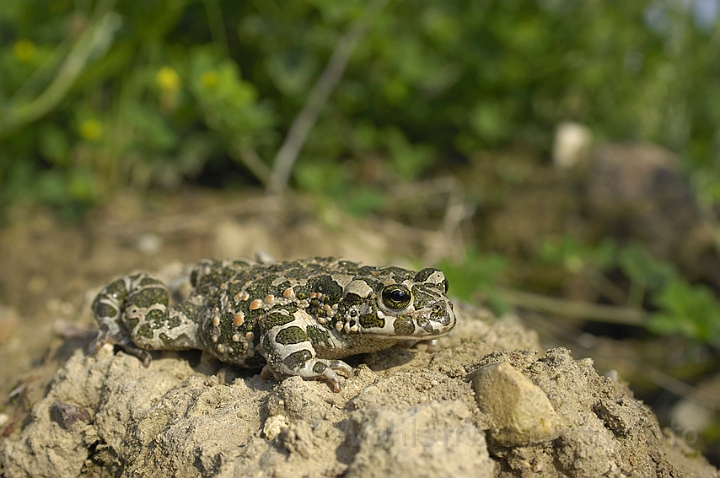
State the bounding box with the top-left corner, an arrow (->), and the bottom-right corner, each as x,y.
261,358 -> 354,393
397,338 -> 439,352
94,325 -> 153,367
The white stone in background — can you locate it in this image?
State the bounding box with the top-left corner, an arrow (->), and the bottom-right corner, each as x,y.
552,121 -> 594,169
670,398 -> 713,434
135,233 -> 163,255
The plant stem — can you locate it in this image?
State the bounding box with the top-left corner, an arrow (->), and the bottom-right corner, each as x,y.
267,0 -> 389,196
495,287 -> 647,326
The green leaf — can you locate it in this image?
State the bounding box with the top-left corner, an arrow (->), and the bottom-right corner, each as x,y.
618,243 -> 677,290
436,248 -> 507,304
650,279 -> 720,343
384,127 -> 436,181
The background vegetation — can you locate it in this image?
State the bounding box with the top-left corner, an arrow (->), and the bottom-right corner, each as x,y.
3,0 -> 720,213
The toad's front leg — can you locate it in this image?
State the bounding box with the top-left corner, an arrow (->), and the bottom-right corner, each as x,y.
258,309 -> 353,392
92,273 -> 201,365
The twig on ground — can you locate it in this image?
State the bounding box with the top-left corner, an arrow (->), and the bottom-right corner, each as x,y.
230,143 -> 271,186
496,286 -> 647,326
267,0 -> 389,196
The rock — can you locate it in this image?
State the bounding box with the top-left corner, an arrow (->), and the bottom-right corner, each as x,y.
552,121 -> 593,169
345,401 -> 494,478
469,361 -> 563,446
670,398 -> 714,434
586,142 -> 711,264
49,401 -> 91,430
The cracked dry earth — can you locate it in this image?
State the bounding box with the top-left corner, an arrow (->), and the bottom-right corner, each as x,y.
1,292 -> 718,478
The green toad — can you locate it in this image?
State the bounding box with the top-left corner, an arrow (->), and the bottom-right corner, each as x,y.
92,257 -> 456,391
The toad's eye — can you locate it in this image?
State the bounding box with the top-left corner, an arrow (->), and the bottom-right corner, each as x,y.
442,278 -> 449,293
381,284 -> 412,310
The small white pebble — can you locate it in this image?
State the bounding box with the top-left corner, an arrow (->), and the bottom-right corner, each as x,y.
135,234 -> 162,255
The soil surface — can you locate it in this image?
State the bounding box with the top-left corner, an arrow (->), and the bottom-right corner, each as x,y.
0,189 -> 718,477
2,300 -> 717,477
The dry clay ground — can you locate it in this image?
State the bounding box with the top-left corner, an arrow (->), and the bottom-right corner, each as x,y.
0,190 -> 717,477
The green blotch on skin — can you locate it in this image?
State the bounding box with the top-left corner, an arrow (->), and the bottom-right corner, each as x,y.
356,266 -> 376,276
338,260 -> 359,270
284,349 -> 312,371
308,299 -> 324,318
137,323 -> 154,339
139,276 -> 163,287
414,267 -> 440,282
382,266 -> 411,281
275,326 -> 308,345
94,302 -> 117,319
226,281 -> 244,298
393,317 -> 415,336
313,362 -> 327,374
307,325 -> 332,348
359,314 -> 384,329
281,267 -> 307,280
103,279 -> 127,300
312,275 -> 343,302
159,332 -> 190,346
177,302 -> 202,322
411,286 -> 436,309
167,314 -> 181,329
129,287 -> 168,308
343,292 -> 363,305
246,274 -> 276,298
146,309 -> 165,328
263,311 -> 294,330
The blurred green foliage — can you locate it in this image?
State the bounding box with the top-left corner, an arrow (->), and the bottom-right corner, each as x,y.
437,247 -> 508,312
2,0 -> 719,217
540,236 -> 720,344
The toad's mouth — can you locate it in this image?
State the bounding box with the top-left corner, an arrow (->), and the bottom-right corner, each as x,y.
361,330 -> 453,341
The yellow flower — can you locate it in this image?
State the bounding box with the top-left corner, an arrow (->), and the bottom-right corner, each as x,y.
14,39 -> 36,63
79,120 -> 103,141
200,70 -> 218,89
156,66 -> 181,92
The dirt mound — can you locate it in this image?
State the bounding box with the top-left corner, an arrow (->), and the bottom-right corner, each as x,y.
2,300 -> 716,478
